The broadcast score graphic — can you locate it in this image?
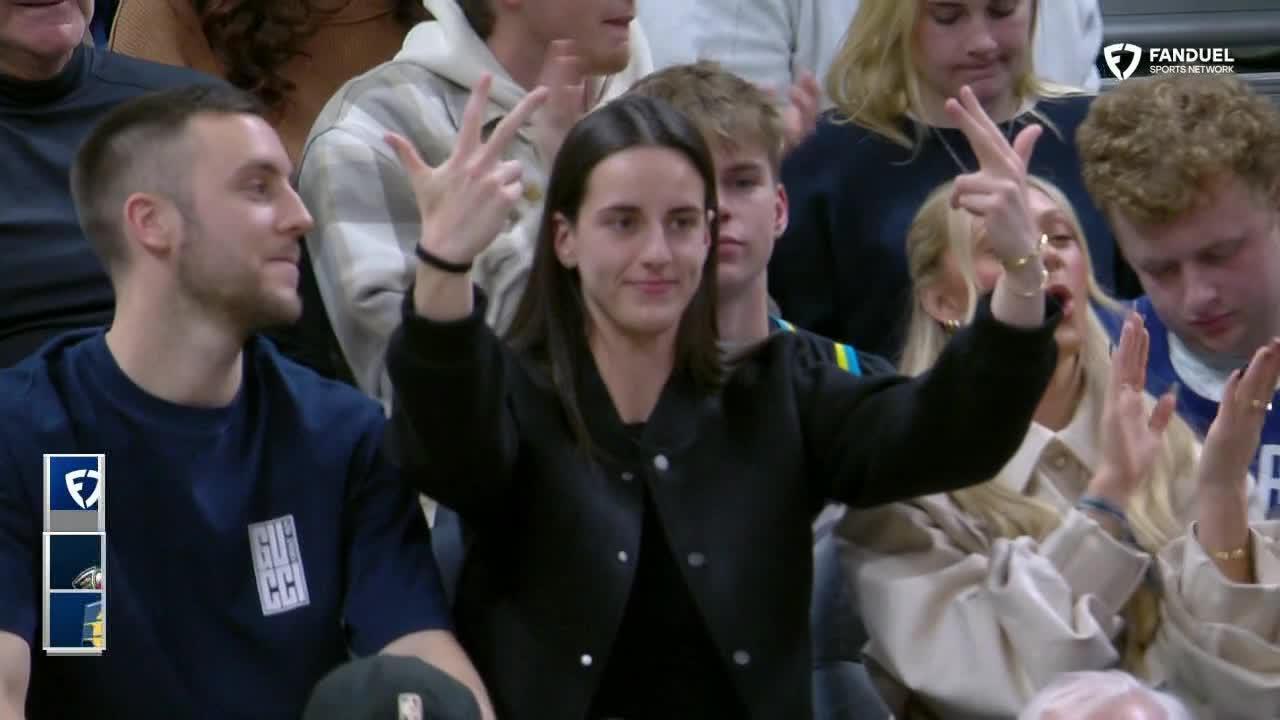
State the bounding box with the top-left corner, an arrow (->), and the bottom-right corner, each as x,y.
43,454 -> 106,655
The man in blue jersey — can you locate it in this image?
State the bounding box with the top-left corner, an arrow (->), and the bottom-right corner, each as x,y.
1078,74 -> 1280,518
0,85 -> 494,719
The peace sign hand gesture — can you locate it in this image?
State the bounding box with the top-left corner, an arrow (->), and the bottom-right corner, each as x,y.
386,74 -> 549,268
946,86 -> 1043,270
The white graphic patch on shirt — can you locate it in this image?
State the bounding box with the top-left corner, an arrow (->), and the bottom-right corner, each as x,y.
249,514 -> 310,615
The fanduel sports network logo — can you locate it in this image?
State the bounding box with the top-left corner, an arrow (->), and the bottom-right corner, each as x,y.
48,455 -> 103,511
1104,43 -> 1143,80
249,514 -> 310,616
1104,44 -> 1237,81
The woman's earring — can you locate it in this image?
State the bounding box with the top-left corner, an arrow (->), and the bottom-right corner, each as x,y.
944,318 -> 961,332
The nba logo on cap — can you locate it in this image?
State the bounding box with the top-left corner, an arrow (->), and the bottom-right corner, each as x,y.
397,693 -> 423,720
47,454 -> 104,512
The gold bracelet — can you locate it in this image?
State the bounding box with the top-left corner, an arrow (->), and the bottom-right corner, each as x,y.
1002,233 -> 1048,272
1210,544 -> 1249,561
1006,264 -> 1048,298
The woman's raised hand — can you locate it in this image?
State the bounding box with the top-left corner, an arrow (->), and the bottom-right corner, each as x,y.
1091,312 -> 1178,507
1199,337 -> 1280,496
946,85 -> 1043,268
386,74 -> 549,268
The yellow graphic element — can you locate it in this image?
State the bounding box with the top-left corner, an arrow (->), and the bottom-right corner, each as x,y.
84,607 -> 104,649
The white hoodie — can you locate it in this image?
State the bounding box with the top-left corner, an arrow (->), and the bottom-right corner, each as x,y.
297,0 -> 653,410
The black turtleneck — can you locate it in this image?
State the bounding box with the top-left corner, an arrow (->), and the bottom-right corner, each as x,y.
0,45 -> 218,367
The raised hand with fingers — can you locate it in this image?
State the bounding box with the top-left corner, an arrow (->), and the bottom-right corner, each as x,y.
385,74 -> 548,269
945,85 -> 1044,272
1199,337 -> 1280,496
530,39 -> 588,166
1090,312 -> 1178,509
1194,337 -> 1280,581
780,69 -> 820,155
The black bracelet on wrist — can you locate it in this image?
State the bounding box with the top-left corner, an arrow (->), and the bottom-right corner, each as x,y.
414,245 -> 473,274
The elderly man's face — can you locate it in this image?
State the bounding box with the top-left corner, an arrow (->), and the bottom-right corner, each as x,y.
0,0 -> 94,80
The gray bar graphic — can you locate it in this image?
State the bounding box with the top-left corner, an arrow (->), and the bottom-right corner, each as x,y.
50,510 -> 101,532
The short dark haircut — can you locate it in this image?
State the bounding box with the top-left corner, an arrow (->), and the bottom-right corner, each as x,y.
458,0 -> 495,39
506,94 -> 722,455
70,84 -> 268,273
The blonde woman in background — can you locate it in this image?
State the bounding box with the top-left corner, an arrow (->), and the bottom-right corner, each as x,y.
771,0 -> 1130,362
836,175 -> 1280,718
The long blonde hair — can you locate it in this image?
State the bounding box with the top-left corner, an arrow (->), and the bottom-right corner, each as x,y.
900,177 -> 1200,673
826,0 -> 1079,149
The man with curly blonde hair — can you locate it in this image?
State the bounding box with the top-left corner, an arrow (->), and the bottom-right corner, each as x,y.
1078,74 -> 1280,516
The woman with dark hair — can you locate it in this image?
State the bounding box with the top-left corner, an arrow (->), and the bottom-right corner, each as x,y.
381,73 -> 1062,718
108,0 -> 430,160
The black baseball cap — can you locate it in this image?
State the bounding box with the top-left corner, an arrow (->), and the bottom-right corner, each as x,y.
303,655 -> 483,720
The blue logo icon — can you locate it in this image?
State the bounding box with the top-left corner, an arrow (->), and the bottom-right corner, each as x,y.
48,455 -> 103,512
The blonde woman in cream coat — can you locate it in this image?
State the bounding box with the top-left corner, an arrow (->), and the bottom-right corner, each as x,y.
836,176 -> 1280,719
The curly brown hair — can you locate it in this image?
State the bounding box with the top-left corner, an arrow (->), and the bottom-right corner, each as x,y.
195,0 -> 432,111
1077,74 -> 1280,227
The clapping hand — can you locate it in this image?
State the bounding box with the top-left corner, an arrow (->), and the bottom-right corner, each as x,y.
780,69 -> 820,155
1091,312 -> 1178,506
385,74 -> 548,267
945,86 -> 1043,269
1198,337 -> 1280,495
530,39 -> 588,166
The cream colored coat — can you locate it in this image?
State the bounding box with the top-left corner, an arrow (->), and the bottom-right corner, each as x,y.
837,390 -> 1280,719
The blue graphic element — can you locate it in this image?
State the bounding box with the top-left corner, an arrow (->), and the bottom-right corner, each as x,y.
49,535 -> 102,590
48,455 -> 102,511
49,592 -> 102,649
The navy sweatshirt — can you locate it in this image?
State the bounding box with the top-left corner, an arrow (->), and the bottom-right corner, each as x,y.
773,94 -> 1138,361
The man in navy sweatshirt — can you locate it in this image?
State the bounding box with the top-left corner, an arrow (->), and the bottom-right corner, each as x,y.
0,84 -> 493,719
0,0 -> 215,368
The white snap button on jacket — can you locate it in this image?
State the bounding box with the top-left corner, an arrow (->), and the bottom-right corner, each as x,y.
733,650 -> 751,666
617,550 -> 629,563
621,471 -> 634,482
580,654 -> 593,667
653,454 -> 669,472
687,552 -> 706,568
